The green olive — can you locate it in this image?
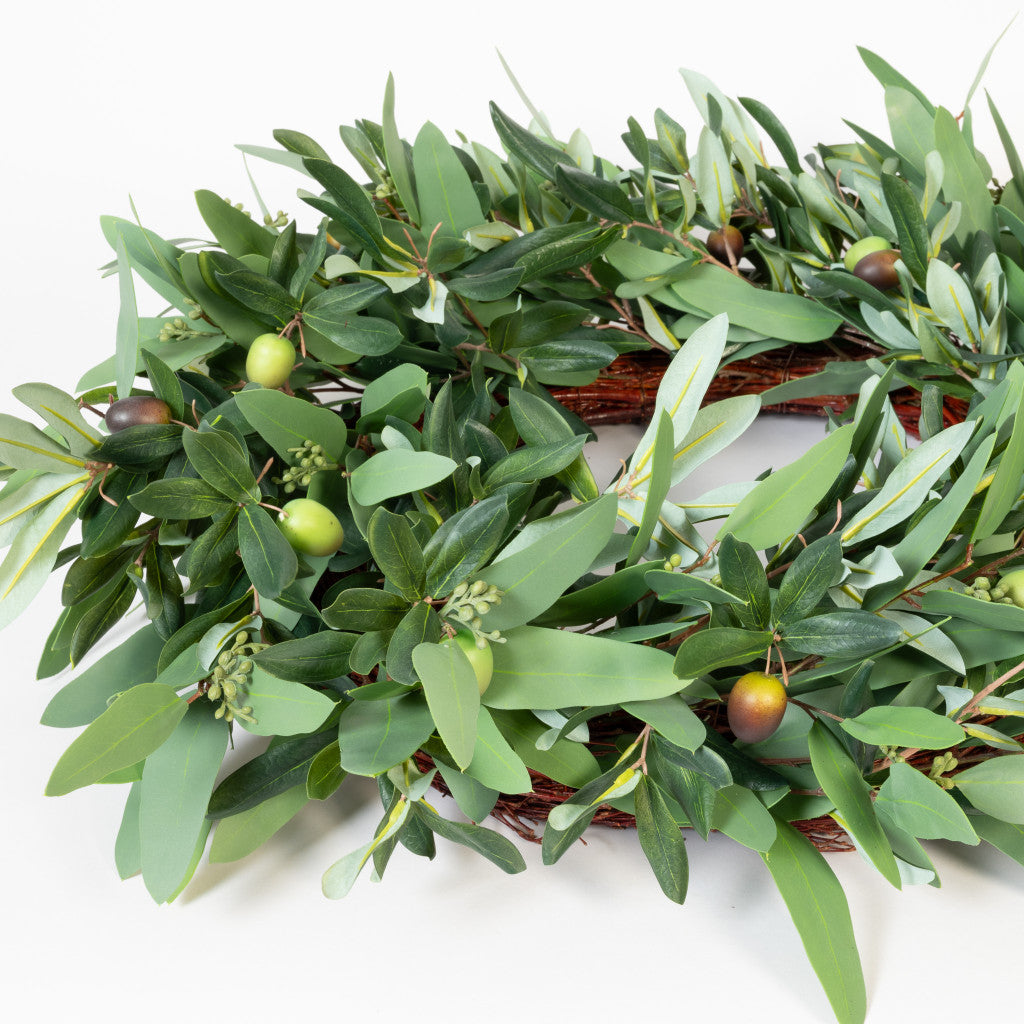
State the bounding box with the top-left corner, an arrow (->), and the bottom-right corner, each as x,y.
707,225 -> 744,264
277,498 -> 345,557
843,235 -> 891,272
246,333 -> 296,388
727,671 -> 788,744
105,396 -> 172,432
442,630 -> 493,694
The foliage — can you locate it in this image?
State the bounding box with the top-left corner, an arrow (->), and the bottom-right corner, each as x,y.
6,39 -> 1024,1024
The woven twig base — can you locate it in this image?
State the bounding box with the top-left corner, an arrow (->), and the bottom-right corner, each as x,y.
552,335 -> 969,432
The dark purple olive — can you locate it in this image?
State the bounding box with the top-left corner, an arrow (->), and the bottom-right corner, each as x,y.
707,225 -> 744,265
105,396 -> 172,432
853,249 -> 901,291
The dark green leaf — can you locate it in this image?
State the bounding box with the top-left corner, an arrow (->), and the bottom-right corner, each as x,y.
237,502 -> 298,600
483,437 -> 586,490
302,158 -> 389,259
195,189 -> 276,258
182,427 -> 259,503
253,630 -> 357,683
415,801 -> 526,874
673,626 -> 773,678
781,612 -> 901,657
90,424 -> 183,469
880,172 -> 930,286
129,477 -> 235,519
214,268 -> 300,322
515,226 -> 619,284
761,820 -> 867,1024
739,96 -> 801,173
634,775 -> 689,904
773,535 -> 843,626
385,602 -> 440,685
554,164 -> 633,222
807,721 -> 901,887
70,575 -> 135,665
489,102 -> 571,180
322,587 -> 409,632
208,729 -> 335,817
424,494 -> 511,597
717,534 -> 771,629
367,507 -> 425,601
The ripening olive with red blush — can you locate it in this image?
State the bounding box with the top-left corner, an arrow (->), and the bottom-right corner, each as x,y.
707,225 -> 744,265
105,396 -> 172,432
727,671 -> 788,744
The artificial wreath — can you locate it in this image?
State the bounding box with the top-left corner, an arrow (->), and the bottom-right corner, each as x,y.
5,38 -> 1024,1024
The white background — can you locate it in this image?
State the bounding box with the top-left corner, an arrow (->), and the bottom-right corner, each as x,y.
3,2 -> 1024,1022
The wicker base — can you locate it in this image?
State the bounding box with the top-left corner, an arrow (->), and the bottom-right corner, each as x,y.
552,337 -> 969,433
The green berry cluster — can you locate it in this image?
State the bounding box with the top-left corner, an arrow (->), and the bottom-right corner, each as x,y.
928,751 -> 959,790
661,553 -> 683,571
373,176 -> 396,200
158,316 -> 204,343
963,576 -> 1018,605
204,631 -> 267,724
442,580 -> 504,643
272,440 -> 338,493
263,209 -> 289,228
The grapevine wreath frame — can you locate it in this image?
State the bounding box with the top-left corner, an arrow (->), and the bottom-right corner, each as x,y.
6,41 -> 1024,1024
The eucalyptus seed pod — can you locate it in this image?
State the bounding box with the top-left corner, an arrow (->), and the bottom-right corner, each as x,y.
470,580 -> 488,597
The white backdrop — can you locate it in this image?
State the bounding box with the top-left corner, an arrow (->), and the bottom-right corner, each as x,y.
3,2 -> 1024,1022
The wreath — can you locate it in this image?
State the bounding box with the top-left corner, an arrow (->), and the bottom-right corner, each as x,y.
5,41 -> 1024,1024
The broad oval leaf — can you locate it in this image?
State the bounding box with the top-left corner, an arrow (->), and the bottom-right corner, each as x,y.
140,706 -> 228,902
719,424 -> 854,550
954,755 -> 1024,823
841,706 -> 966,750
876,762 -> 978,844
412,640 -> 481,770
349,448 -> 457,505
45,683 -> 188,796
485,625 -> 684,710
241,667 -> 337,736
